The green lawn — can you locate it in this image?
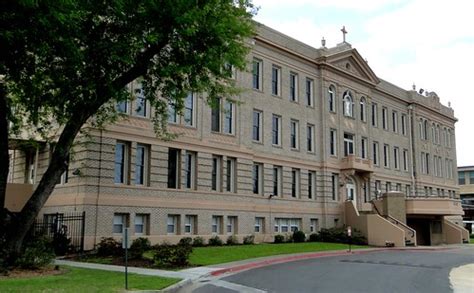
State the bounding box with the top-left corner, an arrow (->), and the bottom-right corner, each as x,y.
0,266 -> 180,293
189,242 -> 365,266
470,238 -> 474,244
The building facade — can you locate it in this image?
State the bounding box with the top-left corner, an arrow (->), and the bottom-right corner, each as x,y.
7,24 -> 467,248
458,166 -> 474,233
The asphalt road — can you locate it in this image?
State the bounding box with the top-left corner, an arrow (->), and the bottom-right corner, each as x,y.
188,246 -> 474,293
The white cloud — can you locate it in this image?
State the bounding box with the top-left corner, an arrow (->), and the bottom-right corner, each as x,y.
254,0 -> 405,12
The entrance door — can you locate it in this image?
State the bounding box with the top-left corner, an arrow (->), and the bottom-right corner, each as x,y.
346,178 -> 356,204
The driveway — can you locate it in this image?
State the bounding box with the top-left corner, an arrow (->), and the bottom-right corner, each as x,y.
183,246 -> 474,293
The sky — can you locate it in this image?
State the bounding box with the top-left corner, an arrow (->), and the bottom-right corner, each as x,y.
252,0 -> 474,166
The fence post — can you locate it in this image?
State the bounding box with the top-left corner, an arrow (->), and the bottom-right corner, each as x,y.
80,211 -> 86,252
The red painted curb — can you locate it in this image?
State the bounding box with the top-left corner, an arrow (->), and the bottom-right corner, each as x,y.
210,249 -> 377,277
209,247 -> 455,277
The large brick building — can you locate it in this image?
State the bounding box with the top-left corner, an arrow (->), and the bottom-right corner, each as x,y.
7,23 -> 468,248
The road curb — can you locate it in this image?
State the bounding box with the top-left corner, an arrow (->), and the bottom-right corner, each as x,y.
159,278 -> 193,293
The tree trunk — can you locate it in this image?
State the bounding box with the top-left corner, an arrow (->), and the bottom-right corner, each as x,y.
0,82 -> 10,238
4,111 -> 89,257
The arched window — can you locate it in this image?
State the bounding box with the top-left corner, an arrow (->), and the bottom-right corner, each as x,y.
447,129 -> 452,147
360,97 -> 366,121
328,85 -> 336,112
436,124 -> 440,144
419,119 -> 424,139
443,127 -> 447,146
343,90 -> 354,117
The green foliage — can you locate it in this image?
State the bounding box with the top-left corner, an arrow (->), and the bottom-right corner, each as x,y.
153,241 -> 193,267
242,235 -> 255,245
178,237 -> 193,247
292,230 -> 306,243
308,233 -> 319,242
192,236 -> 205,247
96,237 -> 122,257
314,228 -> 367,245
129,237 -> 151,259
16,235 -> 55,269
274,234 -> 285,244
208,235 -> 223,246
226,235 -> 239,245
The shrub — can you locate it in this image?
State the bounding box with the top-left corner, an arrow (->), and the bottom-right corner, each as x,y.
178,237 -> 193,247
316,227 -> 366,245
274,234 -> 285,244
52,230 -> 71,256
226,235 -> 239,245
192,236 -> 205,247
97,237 -> 122,257
208,235 -> 223,246
153,241 -> 193,267
129,237 -> 151,259
308,233 -> 319,242
243,235 -> 255,245
16,235 -> 55,269
292,230 -> 306,243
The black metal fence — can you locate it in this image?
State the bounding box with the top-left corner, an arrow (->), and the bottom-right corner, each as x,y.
32,211 -> 85,254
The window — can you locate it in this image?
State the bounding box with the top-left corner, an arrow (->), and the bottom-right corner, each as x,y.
226,157 -> 236,192
469,171 -> 474,184
307,124 -> 315,153
227,216 -> 237,234
211,156 -> 222,191
113,213 -> 128,234
360,97 -> 366,121
392,111 -> 398,133
252,163 -> 263,194
255,217 -> 264,233
275,218 -> 300,233
168,101 -> 177,123
373,141 -> 379,165
421,152 -> 426,174
115,141 -> 129,184
382,107 -> 388,130
135,214 -> 148,235
167,148 -> 180,189
331,173 -> 338,201
406,185 -> 411,197
290,120 -> 299,149
343,133 -> 354,157
403,149 -> 408,171
252,59 -> 262,90
459,172 -> 465,185
436,125 -> 441,144
401,114 -> 407,135
308,171 -> 316,199
25,151 -> 36,184
212,216 -> 223,234
291,169 -> 300,198
167,215 -> 179,234
183,93 -> 195,126
425,153 -> 430,174
361,137 -> 368,159
117,100 -> 128,114
330,129 -> 337,156
224,100 -> 234,134
271,66 -> 280,96
134,144 -> 148,185
310,219 -> 319,233
252,110 -> 262,142
272,115 -> 281,146
343,91 -> 354,117
371,103 -> 378,127
363,181 -> 368,202
328,85 -> 336,112
273,166 -> 282,196
289,72 -> 298,102
185,215 -> 197,234
375,180 -> 382,194
59,155 -> 70,185
211,97 -> 221,132
134,84 -> 147,117
386,182 -> 392,192
306,78 -> 314,107
383,144 -> 390,168
184,151 -> 196,189
424,120 -> 429,140
393,147 -> 399,169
